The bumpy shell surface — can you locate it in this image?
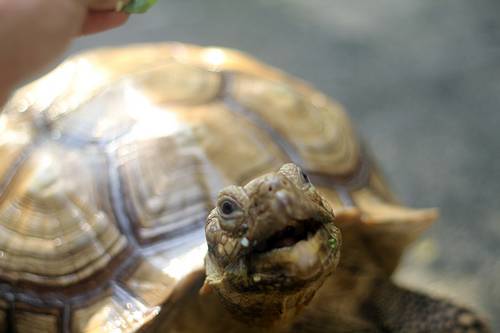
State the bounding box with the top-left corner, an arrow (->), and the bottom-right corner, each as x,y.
0,44 -> 435,332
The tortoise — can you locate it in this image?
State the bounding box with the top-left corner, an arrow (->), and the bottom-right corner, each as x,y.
0,43 -> 490,333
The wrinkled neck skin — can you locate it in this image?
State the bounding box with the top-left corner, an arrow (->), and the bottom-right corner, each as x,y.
205,252 -> 328,328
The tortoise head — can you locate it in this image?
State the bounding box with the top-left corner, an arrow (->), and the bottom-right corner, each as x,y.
203,163 -> 341,326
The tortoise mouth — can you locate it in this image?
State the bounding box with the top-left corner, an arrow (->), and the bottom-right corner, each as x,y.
245,217 -> 337,288
252,218 -> 322,254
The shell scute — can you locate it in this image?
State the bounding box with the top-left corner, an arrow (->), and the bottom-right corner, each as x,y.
0,144 -> 126,286
119,260 -> 176,307
128,63 -> 222,105
14,310 -> 58,332
230,73 -> 361,176
71,286 -> 158,333
115,134 -> 214,244
186,102 -> 288,185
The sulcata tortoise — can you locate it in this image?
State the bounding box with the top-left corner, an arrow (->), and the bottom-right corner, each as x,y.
0,43 -> 490,332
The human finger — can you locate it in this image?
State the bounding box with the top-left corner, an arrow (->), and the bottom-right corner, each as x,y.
79,10 -> 129,35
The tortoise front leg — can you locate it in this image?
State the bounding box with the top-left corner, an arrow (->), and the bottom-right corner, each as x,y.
364,280 -> 491,333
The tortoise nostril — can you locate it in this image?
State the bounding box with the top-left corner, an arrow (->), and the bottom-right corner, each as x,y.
265,176 -> 288,193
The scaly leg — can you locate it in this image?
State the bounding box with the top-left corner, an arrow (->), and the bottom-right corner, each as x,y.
364,280 -> 491,333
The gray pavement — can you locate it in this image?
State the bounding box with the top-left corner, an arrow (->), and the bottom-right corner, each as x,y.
69,0 -> 500,329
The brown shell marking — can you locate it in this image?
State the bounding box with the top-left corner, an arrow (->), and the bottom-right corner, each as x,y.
183,102 -> 289,185
115,135 -> 214,244
14,309 -> 59,332
0,144 -> 126,286
230,74 -> 360,175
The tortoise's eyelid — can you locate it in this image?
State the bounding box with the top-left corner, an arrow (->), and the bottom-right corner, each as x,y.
300,170 -> 310,184
218,198 -> 243,218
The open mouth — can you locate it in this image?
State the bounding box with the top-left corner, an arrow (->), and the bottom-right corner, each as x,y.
245,216 -> 337,285
252,218 -> 323,254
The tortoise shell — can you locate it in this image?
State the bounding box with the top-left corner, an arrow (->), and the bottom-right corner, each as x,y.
0,44 -> 427,332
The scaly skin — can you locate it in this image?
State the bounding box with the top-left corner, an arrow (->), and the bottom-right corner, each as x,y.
204,163 -> 341,328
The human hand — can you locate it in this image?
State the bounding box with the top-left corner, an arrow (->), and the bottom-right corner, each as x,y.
0,0 -> 129,105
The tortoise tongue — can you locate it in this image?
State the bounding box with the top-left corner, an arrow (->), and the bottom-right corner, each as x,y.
275,236 -> 298,248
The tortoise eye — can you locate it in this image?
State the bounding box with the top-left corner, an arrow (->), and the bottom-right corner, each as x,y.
218,199 -> 241,218
217,198 -> 243,231
221,200 -> 235,215
300,170 -> 311,184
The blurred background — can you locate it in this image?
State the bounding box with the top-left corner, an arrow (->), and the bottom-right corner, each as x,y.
69,0 -> 500,329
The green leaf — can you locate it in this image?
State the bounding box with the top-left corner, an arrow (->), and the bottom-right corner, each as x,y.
328,238 -> 337,250
122,0 -> 158,14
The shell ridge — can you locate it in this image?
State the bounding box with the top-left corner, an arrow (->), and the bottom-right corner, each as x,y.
220,71 -> 304,167
106,150 -> 139,249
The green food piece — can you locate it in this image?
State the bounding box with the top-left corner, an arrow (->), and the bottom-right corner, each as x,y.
328,238 -> 337,250
123,0 -> 158,14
